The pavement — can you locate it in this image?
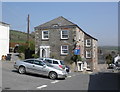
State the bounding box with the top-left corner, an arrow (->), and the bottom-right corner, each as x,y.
1,60 -> 120,91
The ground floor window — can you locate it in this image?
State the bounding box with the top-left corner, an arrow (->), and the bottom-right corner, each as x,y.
86,51 -> 91,58
61,45 -> 68,55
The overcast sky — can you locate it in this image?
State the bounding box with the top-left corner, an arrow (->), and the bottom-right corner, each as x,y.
2,2 -> 118,46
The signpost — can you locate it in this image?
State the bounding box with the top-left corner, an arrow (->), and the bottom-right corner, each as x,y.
74,46 -> 80,55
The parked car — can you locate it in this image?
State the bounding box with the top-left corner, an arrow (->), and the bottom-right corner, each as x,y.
107,63 -> 116,69
39,58 -> 70,73
65,65 -> 70,73
14,59 -> 67,80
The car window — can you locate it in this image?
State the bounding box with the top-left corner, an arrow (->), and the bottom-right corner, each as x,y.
45,59 -> 52,63
34,60 -> 45,66
53,60 -> 59,64
60,61 -> 65,65
39,58 -> 43,60
24,60 -> 34,64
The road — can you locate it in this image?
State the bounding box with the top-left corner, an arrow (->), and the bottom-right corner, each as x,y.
1,61 -> 120,91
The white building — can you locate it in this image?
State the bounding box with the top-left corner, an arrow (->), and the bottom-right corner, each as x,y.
0,22 -> 10,60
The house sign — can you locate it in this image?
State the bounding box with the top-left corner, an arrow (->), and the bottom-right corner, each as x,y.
74,46 -> 80,55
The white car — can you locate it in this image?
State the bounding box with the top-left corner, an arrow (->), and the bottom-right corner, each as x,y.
39,58 -> 69,72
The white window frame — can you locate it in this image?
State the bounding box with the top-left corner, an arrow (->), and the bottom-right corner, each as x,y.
61,30 -> 69,39
42,30 -> 49,40
86,51 -> 91,58
61,45 -> 68,55
86,39 -> 91,47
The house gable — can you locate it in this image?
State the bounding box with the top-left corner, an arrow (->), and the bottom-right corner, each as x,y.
35,16 -> 77,30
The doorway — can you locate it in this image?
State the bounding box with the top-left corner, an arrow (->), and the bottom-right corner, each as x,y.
77,61 -> 83,71
40,46 -> 50,58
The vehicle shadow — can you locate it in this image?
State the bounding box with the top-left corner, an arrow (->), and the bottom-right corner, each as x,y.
88,72 -> 120,91
11,69 -> 65,80
11,69 -> 49,79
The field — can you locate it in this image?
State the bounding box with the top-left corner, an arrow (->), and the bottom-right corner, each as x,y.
10,30 -> 35,47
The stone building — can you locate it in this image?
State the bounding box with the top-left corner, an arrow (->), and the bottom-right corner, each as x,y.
35,16 -> 98,71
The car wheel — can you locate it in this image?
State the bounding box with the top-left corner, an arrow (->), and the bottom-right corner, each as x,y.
18,66 -> 26,74
49,72 -> 57,80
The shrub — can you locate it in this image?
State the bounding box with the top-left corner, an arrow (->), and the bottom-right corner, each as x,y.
32,54 -> 39,58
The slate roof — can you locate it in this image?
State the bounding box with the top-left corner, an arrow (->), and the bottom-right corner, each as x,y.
35,16 -> 77,29
35,16 -> 98,41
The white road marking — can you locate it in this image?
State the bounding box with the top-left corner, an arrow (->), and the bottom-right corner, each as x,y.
37,85 -> 47,89
72,74 -> 76,76
51,80 -> 59,84
67,76 -> 72,78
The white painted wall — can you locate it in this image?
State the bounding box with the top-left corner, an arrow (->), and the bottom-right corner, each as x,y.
0,22 -> 10,60
92,39 -> 98,71
75,27 -> 84,58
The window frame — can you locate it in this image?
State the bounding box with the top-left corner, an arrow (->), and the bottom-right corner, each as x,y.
45,59 -> 52,64
61,30 -> 69,39
34,60 -> 45,66
24,60 -> 34,64
86,39 -> 91,47
86,51 -> 92,58
42,30 -> 49,40
53,60 -> 59,64
61,45 -> 69,55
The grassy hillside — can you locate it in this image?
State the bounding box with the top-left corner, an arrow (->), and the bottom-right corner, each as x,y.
10,30 -> 35,43
98,46 -> 118,51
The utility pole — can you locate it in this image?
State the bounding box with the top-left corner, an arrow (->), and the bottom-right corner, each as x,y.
27,14 -> 30,47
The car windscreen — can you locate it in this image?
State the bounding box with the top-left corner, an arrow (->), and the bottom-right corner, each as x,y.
60,61 -> 65,65
45,59 -> 52,63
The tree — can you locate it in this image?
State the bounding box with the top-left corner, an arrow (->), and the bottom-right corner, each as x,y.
105,54 -> 113,65
71,55 -> 82,62
71,55 -> 82,72
18,45 -> 27,53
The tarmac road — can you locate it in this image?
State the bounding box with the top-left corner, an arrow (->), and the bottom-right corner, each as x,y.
1,61 -> 120,91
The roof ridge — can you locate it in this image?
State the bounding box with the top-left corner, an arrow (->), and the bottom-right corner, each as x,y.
35,16 -> 76,28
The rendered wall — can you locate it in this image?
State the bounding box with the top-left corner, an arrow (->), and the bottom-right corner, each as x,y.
0,23 -> 10,60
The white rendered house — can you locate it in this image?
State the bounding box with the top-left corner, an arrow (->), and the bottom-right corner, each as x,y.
0,22 -> 10,60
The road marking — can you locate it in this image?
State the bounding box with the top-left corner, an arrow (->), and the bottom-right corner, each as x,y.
37,85 -> 47,89
51,80 -> 59,84
67,76 -> 72,78
72,74 -> 76,76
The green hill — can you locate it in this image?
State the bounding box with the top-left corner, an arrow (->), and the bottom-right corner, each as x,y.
10,30 -> 35,43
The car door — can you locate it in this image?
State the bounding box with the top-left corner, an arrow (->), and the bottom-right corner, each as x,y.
52,60 -> 60,69
23,60 -> 34,73
33,60 -> 47,75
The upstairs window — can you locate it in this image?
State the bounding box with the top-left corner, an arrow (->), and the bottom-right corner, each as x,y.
61,30 -> 69,39
86,39 -> 91,47
86,51 -> 91,58
42,30 -> 49,40
61,45 -> 68,55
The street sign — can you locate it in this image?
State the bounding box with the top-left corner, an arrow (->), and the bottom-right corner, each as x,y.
74,49 -> 80,55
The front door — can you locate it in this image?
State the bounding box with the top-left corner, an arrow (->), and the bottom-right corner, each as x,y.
77,61 -> 83,71
40,46 -> 50,58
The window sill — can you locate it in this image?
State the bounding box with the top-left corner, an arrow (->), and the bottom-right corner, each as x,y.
86,57 -> 92,59
61,38 -> 69,40
42,39 -> 49,41
60,53 -> 68,56
86,45 -> 91,48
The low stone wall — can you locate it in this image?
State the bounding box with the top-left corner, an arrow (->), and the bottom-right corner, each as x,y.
97,64 -> 108,72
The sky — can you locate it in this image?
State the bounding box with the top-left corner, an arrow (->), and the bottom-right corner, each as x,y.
2,2 -> 118,46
